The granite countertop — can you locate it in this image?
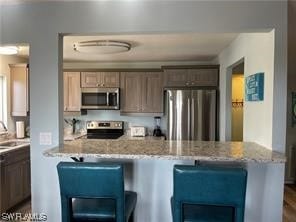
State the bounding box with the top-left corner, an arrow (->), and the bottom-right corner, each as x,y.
43,138 -> 286,163
64,133 -> 87,141
0,135 -> 30,155
118,135 -> 165,140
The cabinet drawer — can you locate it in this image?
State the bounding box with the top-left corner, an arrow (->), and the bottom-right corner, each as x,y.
2,146 -> 30,166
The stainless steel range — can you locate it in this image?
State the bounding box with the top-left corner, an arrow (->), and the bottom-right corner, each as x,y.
86,121 -> 124,139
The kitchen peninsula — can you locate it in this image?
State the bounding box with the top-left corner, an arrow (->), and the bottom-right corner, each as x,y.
44,138 -> 285,163
44,139 -> 285,222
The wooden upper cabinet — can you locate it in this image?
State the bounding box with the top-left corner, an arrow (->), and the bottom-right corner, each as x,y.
81,72 -> 119,87
141,72 -> 163,113
120,72 -> 142,112
188,68 -> 218,86
121,72 -> 164,114
10,64 -> 29,117
164,66 -> 219,87
164,69 -> 188,87
81,72 -> 101,87
64,72 -> 81,112
101,72 -> 119,87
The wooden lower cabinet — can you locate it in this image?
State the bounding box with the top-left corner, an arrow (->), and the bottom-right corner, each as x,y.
0,146 -> 31,213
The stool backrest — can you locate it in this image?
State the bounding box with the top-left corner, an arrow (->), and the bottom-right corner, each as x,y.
57,162 -> 125,222
173,165 -> 247,222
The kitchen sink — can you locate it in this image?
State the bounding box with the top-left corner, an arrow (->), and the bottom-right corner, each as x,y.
0,140 -> 29,149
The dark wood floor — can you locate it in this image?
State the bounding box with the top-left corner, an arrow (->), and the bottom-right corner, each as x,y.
283,184 -> 296,222
9,185 -> 296,222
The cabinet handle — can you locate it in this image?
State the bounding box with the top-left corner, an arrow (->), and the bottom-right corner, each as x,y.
186,82 -> 189,86
97,83 -> 100,86
191,82 -> 195,85
102,83 -> 105,86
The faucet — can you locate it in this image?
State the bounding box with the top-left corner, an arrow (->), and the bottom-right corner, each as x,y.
0,121 -> 8,132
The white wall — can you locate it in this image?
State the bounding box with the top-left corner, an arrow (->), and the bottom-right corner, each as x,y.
0,55 -> 28,131
217,32 -> 275,148
0,1 -> 287,222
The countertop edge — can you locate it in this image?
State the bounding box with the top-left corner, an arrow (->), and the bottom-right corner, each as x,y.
43,150 -> 286,164
0,144 -> 30,155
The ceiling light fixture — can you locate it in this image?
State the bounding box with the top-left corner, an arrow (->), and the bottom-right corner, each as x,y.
0,46 -> 19,55
73,40 -> 131,54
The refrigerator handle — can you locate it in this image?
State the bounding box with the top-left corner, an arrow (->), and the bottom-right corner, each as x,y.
191,97 -> 194,140
188,97 -> 191,140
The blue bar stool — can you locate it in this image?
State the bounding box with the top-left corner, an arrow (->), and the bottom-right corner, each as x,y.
57,162 -> 137,222
171,165 -> 247,222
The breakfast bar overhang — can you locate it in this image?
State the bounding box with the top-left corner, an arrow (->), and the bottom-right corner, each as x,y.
44,139 -> 286,222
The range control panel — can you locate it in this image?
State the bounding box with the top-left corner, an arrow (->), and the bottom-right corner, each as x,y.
86,121 -> 123,130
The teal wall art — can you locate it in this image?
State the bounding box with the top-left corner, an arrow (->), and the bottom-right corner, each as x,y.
245,72 -> 264,101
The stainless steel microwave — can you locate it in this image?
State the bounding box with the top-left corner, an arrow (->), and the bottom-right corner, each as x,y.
81,88 -> 120,110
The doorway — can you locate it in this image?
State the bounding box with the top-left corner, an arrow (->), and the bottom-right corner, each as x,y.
231,62 -> 244,141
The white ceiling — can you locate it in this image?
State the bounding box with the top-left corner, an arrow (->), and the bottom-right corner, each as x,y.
63,33 -> 238,63
12,33 -> 238,63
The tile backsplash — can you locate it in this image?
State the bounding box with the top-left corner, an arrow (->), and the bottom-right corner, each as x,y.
64,110 -> 167,136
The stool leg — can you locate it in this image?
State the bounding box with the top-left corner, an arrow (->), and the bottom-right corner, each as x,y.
128,211 -> 134,222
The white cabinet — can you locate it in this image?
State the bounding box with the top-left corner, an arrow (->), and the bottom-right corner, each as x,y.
10,64 -> 29,116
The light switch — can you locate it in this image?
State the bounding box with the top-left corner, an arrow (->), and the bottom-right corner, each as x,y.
39,132 -> 52,145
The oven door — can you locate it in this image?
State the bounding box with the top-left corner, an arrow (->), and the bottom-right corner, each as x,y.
81,88 -> 119,109
87,128 -> 123,139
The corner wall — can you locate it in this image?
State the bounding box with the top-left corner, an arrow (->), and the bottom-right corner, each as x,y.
217,32 -> 275,148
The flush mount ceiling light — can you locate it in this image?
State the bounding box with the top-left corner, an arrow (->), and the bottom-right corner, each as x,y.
0,46 -> 19,55
73,40 -> 131,54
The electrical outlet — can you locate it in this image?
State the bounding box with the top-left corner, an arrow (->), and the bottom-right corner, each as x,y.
39,132 -> 52,145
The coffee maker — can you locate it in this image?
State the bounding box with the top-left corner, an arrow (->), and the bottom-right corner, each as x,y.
153,116 -> 162,137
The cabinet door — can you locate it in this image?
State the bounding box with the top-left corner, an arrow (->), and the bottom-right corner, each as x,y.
164,69 -> 188,87
81,72 -> 101,87
1,146 -> 30,212
120,72 -> 142,112
10,64 -> 29,116
101,72 -> 119,87
142,72 -> 163,113
188,69 -> 218,86
22,159 -> 31,199
3,162 -> 23,208
64,72 -> 81,111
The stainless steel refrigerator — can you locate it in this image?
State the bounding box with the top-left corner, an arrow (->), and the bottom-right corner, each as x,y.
166,89 -> 217,141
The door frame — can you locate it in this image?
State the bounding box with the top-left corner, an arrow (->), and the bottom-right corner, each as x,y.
225,58 -> 245,141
